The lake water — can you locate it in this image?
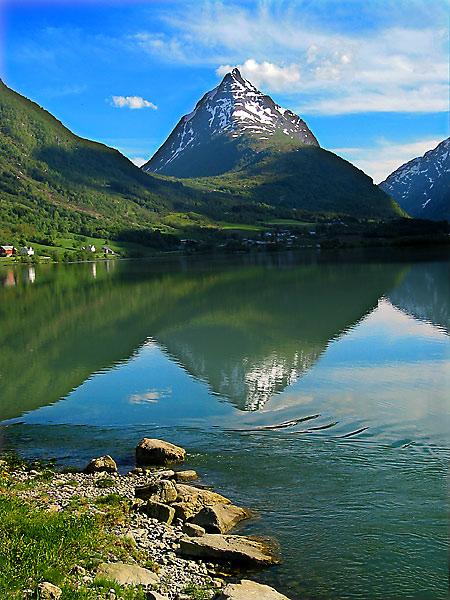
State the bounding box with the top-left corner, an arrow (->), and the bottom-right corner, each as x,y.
0,249 -> 449,599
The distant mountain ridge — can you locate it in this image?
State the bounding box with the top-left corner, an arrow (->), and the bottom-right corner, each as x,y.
379,138 -> 450,221
143,68 -> 319,177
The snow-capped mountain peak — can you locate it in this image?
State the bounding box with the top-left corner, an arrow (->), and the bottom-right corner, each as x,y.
142,68 -> 319,176
379,137 -> 450,221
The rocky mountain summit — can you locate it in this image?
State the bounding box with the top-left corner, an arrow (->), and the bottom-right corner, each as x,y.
141,70 -> 402,221
142,68 -> 319,177
379,138 -> 450,221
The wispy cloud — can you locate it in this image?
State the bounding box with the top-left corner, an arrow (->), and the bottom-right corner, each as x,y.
42,83 -> 87,98
217,59 -> 300,91
127,388 -> 171,405
332,137 -> 443,183
131,157 -> 148,167
132,1 -> 448,115
110,95 -> 157,110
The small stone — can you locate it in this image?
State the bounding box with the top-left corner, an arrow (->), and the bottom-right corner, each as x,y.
174,470 -> 198,483
71,565 -> 86,576
182,522 -> 206,537
128,467 -> 144,476
146,592 -> 169,600
155,469 -> 175,479
83,455 -> 117,474
36,582 -> 62,600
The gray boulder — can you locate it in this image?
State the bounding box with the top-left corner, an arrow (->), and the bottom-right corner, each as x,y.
135,479 -> 178,503
174,470 -> 198,483
172,484 -> 231,521
96,561 -> 159,586
136,438 -> 186,466
217,580 -> 292,599
182,522 -> 206,537
142,500 -> 176,525
83,455 -> 117,474
179,534 -> 280,566
189,502 -> 251,533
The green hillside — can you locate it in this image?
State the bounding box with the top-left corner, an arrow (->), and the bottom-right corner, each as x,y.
0,79 -> 214,248
178,132 -> 405,221
0,77 -> 405,253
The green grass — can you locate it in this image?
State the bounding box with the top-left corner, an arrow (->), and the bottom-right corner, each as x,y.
216,221 -> 266,231
94,478 -> 115,489
181,581 -> 215,599
93,578 -> 147,599
94,494 -> 129,508
0,494 -> 108,597
264,219 -> 313,227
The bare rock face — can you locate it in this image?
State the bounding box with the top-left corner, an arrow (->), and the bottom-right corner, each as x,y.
36,582 -> 62,600
135,479 -> 178,503
135,438 -> 186,466
217,579 -> 292,600
83,455 -> 117,474
179,534 -> 280,566
172,484 -> 231,521
96,561 -> 160,586
189,502 -> 251,534
141,500 -> 176,525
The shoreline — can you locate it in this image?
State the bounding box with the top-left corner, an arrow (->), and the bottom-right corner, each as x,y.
0,441 -> 292,600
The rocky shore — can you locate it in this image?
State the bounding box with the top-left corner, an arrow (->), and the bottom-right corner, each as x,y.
1,438 -> 292,600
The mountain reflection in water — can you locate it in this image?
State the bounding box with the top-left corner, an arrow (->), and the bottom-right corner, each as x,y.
0,251 -> 447,421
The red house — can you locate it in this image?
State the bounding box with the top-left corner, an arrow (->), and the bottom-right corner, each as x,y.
0,245 -> 17,257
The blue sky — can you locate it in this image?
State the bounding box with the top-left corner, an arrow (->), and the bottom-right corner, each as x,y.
2,0 -> 448,182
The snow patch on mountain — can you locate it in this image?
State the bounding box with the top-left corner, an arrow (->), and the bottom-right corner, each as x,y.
143,68 -> 318,175
379,138 -> 450,221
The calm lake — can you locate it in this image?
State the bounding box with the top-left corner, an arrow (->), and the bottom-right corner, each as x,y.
0,249 -> 449,599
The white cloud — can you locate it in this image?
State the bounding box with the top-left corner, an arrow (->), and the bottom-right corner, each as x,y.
131,157 -> 147,167
217,59 -> 300,91
332,137 -> 443,183
127,388 -> 171,404
133,2 -> 448,115
110,95 -> 157,110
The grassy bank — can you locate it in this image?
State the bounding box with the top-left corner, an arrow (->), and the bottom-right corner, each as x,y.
0,456 -> 215,600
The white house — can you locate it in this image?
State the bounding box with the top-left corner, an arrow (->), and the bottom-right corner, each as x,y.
88,244 -> 96,252
20,246 -> 34,256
